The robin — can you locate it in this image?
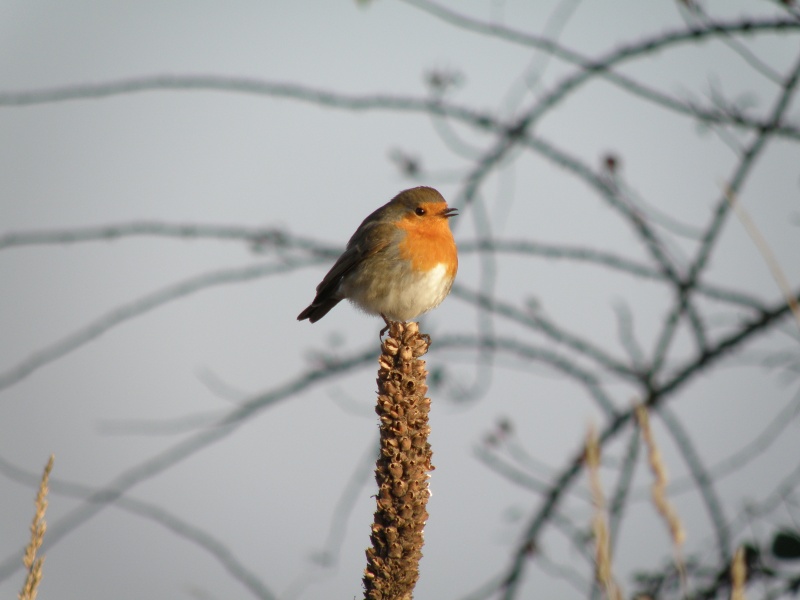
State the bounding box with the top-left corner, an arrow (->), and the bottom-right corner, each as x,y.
297,186 -> 458,329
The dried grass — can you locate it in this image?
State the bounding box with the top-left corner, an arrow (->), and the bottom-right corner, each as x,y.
730,545 -> 747,600
586,424 -> 623,600
725,188 -> 800,332
635,404 -> 686,591
19,454 -> 54,600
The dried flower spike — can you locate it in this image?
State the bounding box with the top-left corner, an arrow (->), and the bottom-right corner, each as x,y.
363,322 -> 433,600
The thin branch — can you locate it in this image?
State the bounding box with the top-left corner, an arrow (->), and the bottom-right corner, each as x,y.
0,455 -> 277,600
493,289 -> 800,600
0,75 -> 487,126
436,334 -> 617,416
461,239 -> 665,281
616,178 -> 706,241
0,222 -> 768,311
0,258 -> 324,394
474,442 -> 590,499
313,437 -> 378,567
727,459 -> 800,537
691,6 -> 783,84
607,428 -> 641,554
656,407 -> 725,559
651,49 -> 800,373
459,188 -> 500,403
686,389 -> 800,492
0,346 -> 376,583
0,221 -> 339,258
726,189 -> 800,332
0,20 -> 798,145
460,238 -> 765,309
520,132 -> 710,355
400,0 -> 800,139
659,289 -> 800,397
534,552 -> 591,594
95,410 -> 226,436
613,303 -> 647,371
503,432 -> 558,481
631,387 -> 800,499
516,16 -> 800,133
451,284 -> 640,385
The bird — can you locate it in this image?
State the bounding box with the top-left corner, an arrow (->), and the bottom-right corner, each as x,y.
297,186 -> 458,329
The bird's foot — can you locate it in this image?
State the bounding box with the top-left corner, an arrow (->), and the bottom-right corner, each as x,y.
379,314 -> 391,339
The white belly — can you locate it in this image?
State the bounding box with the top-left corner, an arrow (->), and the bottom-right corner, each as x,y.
345,262 -> 454,322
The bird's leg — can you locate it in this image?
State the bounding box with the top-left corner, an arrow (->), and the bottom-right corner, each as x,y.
380,313 -> 391,339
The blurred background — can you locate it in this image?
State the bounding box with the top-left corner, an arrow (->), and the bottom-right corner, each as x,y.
1,1 -> 799,598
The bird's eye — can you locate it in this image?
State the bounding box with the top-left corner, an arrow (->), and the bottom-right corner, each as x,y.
415,207 -> 426,216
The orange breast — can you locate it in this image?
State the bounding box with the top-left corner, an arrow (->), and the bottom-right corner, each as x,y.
396,216 -> 458,278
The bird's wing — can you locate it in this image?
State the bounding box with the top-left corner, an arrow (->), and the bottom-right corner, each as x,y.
312,221 -> 395,301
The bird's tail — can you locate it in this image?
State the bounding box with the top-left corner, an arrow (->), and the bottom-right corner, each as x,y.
297,298 -> 341,323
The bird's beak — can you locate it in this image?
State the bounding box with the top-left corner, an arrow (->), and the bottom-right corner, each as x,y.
442,206 -> 458,218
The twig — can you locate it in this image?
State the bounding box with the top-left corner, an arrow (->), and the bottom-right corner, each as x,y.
651,49 -> 800,373
0,347 -> 375,583
0,258 -> 323,394
493,289 -> 799,600
585,425 -> 623,600
607,429 -> 641,554
450,285 -> 638,385
635,405 -> 687,590
0,454 -> 277,600
399,0 -> 800,138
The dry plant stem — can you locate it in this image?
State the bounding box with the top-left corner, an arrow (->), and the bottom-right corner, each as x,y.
730,546 -> 747,600
724,188 -> 800,332
635,405 -> 687,591
585,425 -> 622,600
19,455 -> 54,600
363,321 -> 433,600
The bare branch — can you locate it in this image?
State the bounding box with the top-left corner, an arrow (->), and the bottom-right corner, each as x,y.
0,455 -> 278,600
657,407 -> 726,560
400,0 -> 800,138
607,428 -> 641,554
651,50 -> 800,372
0,343 -> 376,583
492,289 -> 800,600
451,284 -> 640,385
436,334 -> 617,416
0,258 -> 324,394
0,221 -> 340,258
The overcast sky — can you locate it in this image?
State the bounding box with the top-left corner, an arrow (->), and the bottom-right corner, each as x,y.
1,2 -> 799,599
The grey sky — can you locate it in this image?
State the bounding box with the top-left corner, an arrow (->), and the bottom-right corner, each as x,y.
1,1 -> 799,599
